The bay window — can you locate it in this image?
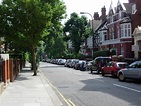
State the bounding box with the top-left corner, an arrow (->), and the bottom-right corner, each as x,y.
120,23 -> 131,38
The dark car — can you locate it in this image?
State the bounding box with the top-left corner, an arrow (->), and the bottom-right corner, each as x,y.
118,61 -> 141,81
74,60 -> 84,70
89,57 -> 112,74
102,61 -> 128,77
71,59 -> 79,68
69,59 -> 79,68
80,61 -> 87,71
64,59 -> 72,67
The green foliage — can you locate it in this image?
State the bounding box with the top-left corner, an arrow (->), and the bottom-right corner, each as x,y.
63,12 -> 91,55
44,34 -> 67,59
65,54 -> 75,59
0,0 -> 66,75
94,50 -> 116,58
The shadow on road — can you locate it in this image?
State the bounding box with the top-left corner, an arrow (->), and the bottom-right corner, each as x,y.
79,76 -> 141,106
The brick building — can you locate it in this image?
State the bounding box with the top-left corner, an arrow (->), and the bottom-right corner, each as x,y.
97,0 -> 141,58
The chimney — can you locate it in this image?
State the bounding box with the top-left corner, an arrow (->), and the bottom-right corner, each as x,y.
101,6 -> 106,22
93,12 -> 100,20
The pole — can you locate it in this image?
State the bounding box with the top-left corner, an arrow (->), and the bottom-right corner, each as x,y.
80,12 -> 95,59
92,19 -> 95,60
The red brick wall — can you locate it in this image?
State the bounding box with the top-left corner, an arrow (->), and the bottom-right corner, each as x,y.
9,59 -> 14,82
2,60 -> 10,83
131,0 -> 141,32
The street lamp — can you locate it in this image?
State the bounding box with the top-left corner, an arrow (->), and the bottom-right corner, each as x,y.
80,12 -> 95,60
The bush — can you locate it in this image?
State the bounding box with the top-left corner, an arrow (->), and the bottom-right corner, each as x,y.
94,50 -> 116,58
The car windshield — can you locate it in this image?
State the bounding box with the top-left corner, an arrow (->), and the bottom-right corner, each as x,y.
117,63 -> 128,68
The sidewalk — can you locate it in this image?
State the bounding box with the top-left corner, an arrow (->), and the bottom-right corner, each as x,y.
0,66 -> 63,106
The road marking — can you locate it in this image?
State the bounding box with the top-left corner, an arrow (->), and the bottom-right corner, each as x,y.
89,77 -> 104,82
94,79 -> 104,82
113,84 -> 141,93
40,71 -> 76,106
68,99 -> 76,106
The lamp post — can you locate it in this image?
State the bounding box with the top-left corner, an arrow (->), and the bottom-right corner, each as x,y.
80,12 -> 95,60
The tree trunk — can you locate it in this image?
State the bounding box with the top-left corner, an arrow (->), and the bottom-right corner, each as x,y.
31,46 -> 37,76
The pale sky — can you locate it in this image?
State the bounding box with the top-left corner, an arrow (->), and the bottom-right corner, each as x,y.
62,0 -> 129,22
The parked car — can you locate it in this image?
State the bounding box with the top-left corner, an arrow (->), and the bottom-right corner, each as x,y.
80,61 -> 87,71
89,57 -> 112,73
74,60 -> 84,70
64,59 -> 72,67
58,59 -> 66,65
71,59 -> 79,68
86,61 -> 93,71
102,61 -> 129,77
117,61 -> 141,81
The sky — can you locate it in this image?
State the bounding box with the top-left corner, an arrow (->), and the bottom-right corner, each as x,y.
62,0 -> 129,23
0,0 -> 129,23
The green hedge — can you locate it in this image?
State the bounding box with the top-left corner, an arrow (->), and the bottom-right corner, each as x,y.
94,50 -> 116,58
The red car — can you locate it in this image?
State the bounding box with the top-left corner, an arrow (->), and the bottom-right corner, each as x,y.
102,61 -> 129,77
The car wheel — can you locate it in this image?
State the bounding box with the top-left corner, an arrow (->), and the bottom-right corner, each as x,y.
118,73 -> 125,81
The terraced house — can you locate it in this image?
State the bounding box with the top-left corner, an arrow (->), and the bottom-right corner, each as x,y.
97,0 -> 141,58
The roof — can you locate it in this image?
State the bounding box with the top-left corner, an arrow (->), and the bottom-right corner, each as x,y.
123,3 -> 135,14
120,17 -> 132,24
89,20 -> 102,31
95,20 -> 107,32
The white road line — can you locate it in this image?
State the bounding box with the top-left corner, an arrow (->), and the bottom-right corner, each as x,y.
113,83 -> 141,93
89,77 -> 104,82
94,79 -> 104,82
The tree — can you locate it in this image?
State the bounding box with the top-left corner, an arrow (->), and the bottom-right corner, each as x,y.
63,12 -> 91,55
43,28 -> 67,59
0,0 -> 66,75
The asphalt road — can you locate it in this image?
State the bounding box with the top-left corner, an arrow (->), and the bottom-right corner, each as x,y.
39,62 -> 141,106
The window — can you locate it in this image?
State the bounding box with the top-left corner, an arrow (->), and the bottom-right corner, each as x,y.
121,25 -> 123,37
121,47 -> 124,55
112,30 -> 114,39
128,24 -> 131,37
104,32 -> 107,41
137,63 -> 141,68
119,11 -> 122,19
109,29 -> 112,39
117,27 -> 120,38
120,23 -> 131,38
110,16 -> 114,23
132,4 -> 136,14
101,31 -> 107,41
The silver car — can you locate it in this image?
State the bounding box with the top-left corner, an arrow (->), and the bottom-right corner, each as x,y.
118,61 -> 141,81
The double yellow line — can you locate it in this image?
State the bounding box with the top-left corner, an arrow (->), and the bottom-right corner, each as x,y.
41,71 -> 76,106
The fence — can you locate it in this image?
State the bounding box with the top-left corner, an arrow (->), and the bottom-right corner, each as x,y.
0,59 -> 3,82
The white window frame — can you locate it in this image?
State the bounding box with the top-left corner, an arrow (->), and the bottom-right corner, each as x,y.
110,16 -> 113,23
132,4 -> 137,14
101,31 -> 107,42
118,11 -> 122,19
121,47 -> 124,55
120,23 -> 131,38
117,27 -> 120,38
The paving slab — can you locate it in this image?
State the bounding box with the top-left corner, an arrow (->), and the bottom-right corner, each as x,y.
0,67 -> 63,106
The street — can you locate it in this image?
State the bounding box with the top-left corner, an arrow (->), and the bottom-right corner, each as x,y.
39,62 -> 141,106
